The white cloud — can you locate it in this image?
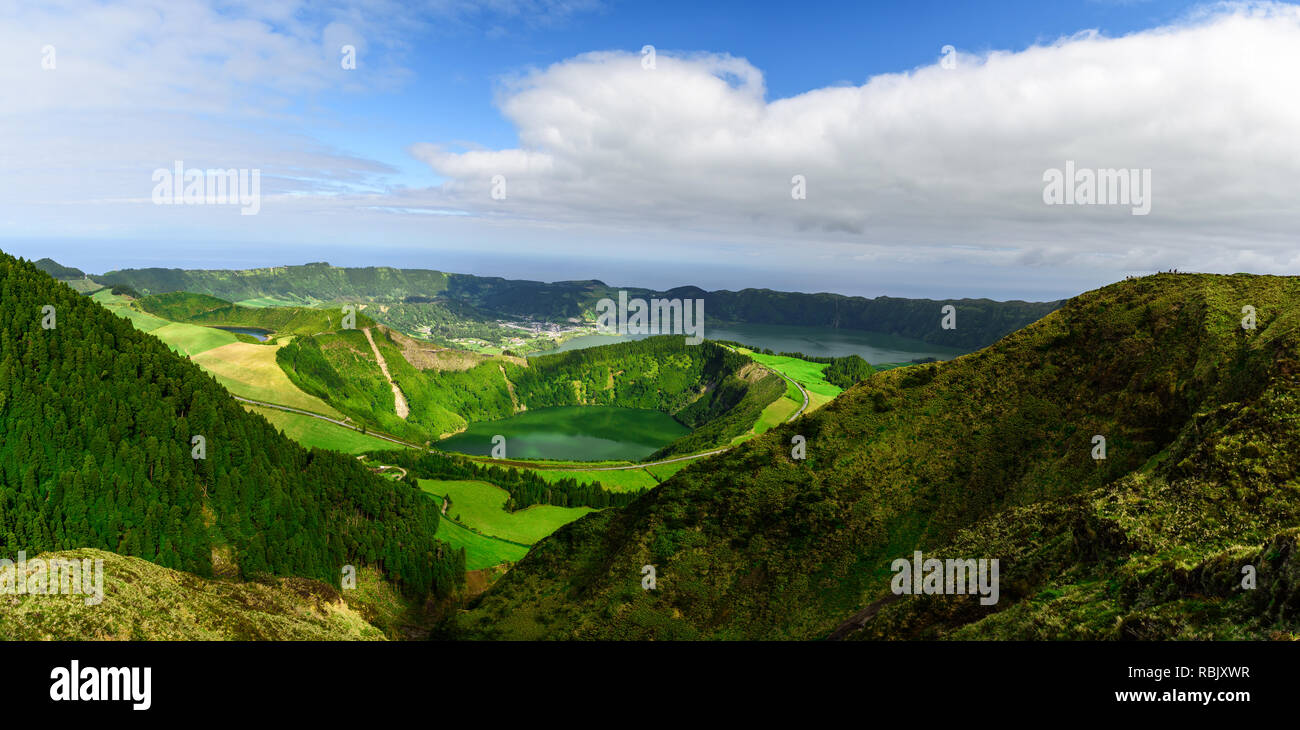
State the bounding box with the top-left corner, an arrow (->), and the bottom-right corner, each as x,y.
411,2 -> 1300,275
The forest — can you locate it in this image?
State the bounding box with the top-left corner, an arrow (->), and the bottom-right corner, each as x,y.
0,253 -> 463,598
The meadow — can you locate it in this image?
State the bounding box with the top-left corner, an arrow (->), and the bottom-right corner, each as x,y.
430,514 -> 528,571
192,341 -> 343,416
418,479 -> 594,545
531,467 -> 660,492
246,406 -> 402,454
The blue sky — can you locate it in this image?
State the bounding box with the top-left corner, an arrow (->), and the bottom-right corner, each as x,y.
316,0 -> 1202,188
2,0 -> 1298,300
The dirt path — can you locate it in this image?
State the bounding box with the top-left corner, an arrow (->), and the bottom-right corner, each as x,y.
363,327 -> 409,419
825,593 -> 903,640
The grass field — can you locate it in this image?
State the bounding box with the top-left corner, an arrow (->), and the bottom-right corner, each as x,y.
745,351 -> 843,399
246,406 -> 402,454
644,460 -> 692,482
429,508 -> 529,570
418,479 -> 594,545
92,290 -> 172,332
192,341 -> 343,416
94,290 -> 248,356
531,467 -> 659,492
149,321 -> 239,356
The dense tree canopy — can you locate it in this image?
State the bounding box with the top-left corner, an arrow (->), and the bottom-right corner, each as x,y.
0,253 -> 462,597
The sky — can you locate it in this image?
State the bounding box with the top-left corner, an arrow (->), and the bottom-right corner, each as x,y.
1,0 -> 1298,301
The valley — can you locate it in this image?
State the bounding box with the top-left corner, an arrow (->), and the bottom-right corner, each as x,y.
23,255 -> 1296,644
37,258 -> 935,578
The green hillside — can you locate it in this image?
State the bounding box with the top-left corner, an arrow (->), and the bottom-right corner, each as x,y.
278,332 -> 786,457
33,258 -> 85,279
0,252 -> 462,600
139,290 -> 375,336
456,273 -> 1300,640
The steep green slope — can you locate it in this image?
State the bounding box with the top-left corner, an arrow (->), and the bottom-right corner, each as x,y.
0,252 -> 461,599
456,273 -> 1300,640
99,262 -> 1059,349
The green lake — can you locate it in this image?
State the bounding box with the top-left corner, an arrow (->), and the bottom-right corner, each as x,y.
436,405 -> 690,462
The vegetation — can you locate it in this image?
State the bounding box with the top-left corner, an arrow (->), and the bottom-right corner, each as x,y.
33,258 -> 84,279
139,290 -> 374,336
279,333 -> 787,458
418,479 -> 595,545
0,253 -> 462,600
195,341 -> 344,415
821,355 -> 876,389
455,273 -> 1300,640
379,449 -> 646,511
429,513 -> 529,571
246,406 -> 401,454
0,549 -> 388,640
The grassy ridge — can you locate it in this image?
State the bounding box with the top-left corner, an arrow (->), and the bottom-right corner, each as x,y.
0,549 -> 389,640
456,273 -> 1300,640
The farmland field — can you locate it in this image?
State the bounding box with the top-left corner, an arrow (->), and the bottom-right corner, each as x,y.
149,321 -> 239,356
192,341 -> 343,416
418,479 -> 594,545
429,508 -> 529,570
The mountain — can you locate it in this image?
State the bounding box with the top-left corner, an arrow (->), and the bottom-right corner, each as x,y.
0,252 -> 462,599
33,258 -> 85,279
455,273 -> 1300,640
97,262 -> 1061,350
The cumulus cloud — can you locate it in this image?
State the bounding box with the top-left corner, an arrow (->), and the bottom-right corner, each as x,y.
412,1 -> 1300,274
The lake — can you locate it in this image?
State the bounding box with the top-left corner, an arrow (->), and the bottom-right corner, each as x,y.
212,326 -> 273,342
437,405 -> 689,462
537,322 -> 964,364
